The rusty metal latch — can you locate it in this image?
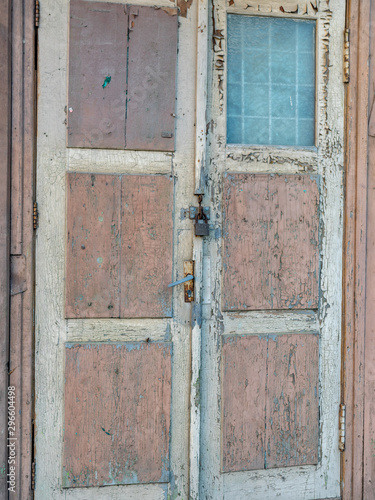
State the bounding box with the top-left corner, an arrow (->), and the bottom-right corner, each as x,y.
168,261 -> 195,302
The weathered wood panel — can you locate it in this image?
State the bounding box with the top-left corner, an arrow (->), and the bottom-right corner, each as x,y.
66,173 -> 173,318
120,175 -> 173,317
63,342 -> 172,487
66,173 -> 121,318
222,336 -> 266,472
266,334 -> 319,468
0,0 -> 11,492
342,0 -> 370,498
126,6 -> 177,151
223,174 -> 319,311
363,1 -> 375,496
67,0 -> 127,148
7,1 -> 36,497
222,334 -> 319,472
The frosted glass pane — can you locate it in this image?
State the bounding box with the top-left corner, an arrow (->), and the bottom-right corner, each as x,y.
227,15 -> 316,147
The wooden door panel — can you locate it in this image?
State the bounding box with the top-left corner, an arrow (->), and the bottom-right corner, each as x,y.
126,6 -> 178,151
66,173 -> 121,318
66,173 -> 173,318
222,334 -> 319,473
36,0 -> 193,497
63,342 -> 172,487
223,174 -> 319,311
266,334 -> 319,468
120,175 -> 173,317
67,0 -> 178,151
222,335 -> 266,472
67,0 -> 128,148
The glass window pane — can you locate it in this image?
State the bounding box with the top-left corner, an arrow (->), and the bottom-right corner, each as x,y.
227,15 -> 316,147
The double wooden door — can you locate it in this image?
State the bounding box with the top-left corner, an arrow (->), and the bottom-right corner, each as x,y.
35,0 -> 345,499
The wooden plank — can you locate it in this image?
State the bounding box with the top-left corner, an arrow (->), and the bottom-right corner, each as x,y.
10,0 -> 23,255
342,0 -> 370,498
67,0 -> 127,148
363,0 -> 375,496
6,0 -> 36,497
222,334 -> 319,473
0,0 -> 11,492
266,334 -> 319,468
120,175 -> 173,317
126,6 -> 177,151
66,173 -> 121,318
223,173 -> 319,311
63,342 -> 172,487
222,336 -> 266,472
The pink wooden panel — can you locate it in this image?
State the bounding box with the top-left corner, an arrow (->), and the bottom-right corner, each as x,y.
266,334 -> 319,468
66,173 -> 121,318
67,0 -> 127,148
63,342 -> 172,487
221,334 -> 319,472
121,175 -> 173,317
223,174 -> 319,311
126,6 -> 178,151
222,336 -> 266,472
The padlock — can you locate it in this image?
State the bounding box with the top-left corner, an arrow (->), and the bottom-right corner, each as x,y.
195,212 -> 210,236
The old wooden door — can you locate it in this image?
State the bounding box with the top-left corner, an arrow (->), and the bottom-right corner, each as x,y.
35,0 -> 345,499
35,0 -> 195,498
199,0 -> 345,499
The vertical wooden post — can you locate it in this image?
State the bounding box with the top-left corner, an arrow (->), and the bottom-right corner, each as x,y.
342,0 -> 371,498
0,0 -> 11,494
8,0 -> 36,498
190,0 -> 209,498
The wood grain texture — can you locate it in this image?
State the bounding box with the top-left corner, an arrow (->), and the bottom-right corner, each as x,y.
63,342 -> 172,487
7,1 -> 36,498
126,6 -> 177,151
222,334 -> 319,473
342,0 -> 370,498
266,334 -> 319,468
66,173 -> 121,318
120,175 -> 173,317
223,174 -> 319,311
67,0 -> 127,148
66,173 -> 173,318
363,0 -> 375,496
222,336 -> 266,472
35,0 -> 195,497
0,0 -> 11,492
200,0 -> 343,495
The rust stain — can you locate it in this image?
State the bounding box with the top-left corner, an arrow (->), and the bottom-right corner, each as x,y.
63,342 -> 172,487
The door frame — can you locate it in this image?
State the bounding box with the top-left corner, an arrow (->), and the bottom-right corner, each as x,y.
0,0 -> 36,498
342,0 -> 375,498
1,0 -> 374,498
